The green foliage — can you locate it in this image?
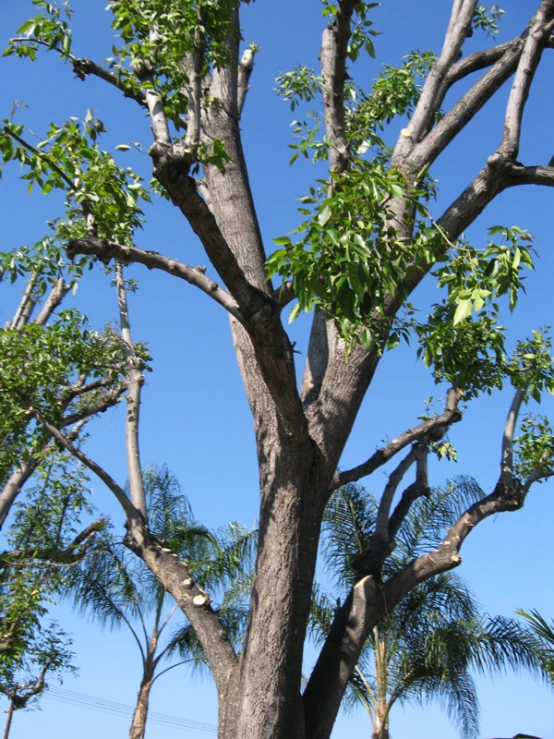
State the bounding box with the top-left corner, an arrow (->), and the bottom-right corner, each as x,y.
0,313 -> 128,478
8,453 -> 97,558
267,160 -> 423,346
3,1 -> 74,62
275,67 -> 321,112
0,112 -> 151,244
472,4 -> 504,37
515,414 -> 554,482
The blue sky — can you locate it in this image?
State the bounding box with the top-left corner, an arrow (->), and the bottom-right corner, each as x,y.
1,1 -> 554,738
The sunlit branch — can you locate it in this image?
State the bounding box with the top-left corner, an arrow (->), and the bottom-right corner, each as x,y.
116,263 -> 147,519
319,0 -> 356,173
33,278 -> 72,327
500,383 -> 529,485
497,8 -> 554,162
334,388 -> 462,489
67,236 -> 243,320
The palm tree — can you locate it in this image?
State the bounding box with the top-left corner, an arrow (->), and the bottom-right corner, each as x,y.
517,609 -> 554,681
313,480 -> 542,739
67,466 -> 254,739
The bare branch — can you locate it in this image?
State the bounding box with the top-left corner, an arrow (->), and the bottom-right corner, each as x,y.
116,263 -> 147,520
319,0 -> 356,173
9,275 -> 37,329
140,28 -> 172,150
66,237 -> 243,320
8,37 -> 147,106
523,468 -> 554,494
375,448 -> 418,541
124,529 -> 238,694
403,38 -> 523,172
497,8 -> 554,162
406,3 -> 554,173
71,57 -> 147,107
33,278 -> 72,327
334,388 -> 462,488
389,476 -> 431,542
395,0 -> 477,155
500,383 -> 529,485
446,37 -> 521,88
182,20 -> 205,156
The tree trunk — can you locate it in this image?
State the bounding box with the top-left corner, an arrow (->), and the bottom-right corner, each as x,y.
129,663 -> 154,739
2,701 -> 14,739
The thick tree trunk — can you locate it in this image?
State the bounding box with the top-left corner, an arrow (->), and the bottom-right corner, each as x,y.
218,437 -> 328,739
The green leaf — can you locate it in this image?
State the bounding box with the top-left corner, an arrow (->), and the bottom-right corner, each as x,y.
273,236 -> 292,246
288,303 -> 302,324
453,299 -> 472,326
317,205 -> 332,227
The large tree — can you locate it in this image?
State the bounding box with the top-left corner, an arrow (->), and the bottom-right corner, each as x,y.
1,2 -> 554,739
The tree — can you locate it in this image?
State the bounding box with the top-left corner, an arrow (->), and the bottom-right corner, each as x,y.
0,622 -> 75,739
66,466 -> 253,739
517,609 -> 554,681
313,481 -> 543,739
1,3 -> 554,739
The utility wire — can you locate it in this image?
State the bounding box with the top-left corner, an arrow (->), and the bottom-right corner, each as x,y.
44,686 -> 217,734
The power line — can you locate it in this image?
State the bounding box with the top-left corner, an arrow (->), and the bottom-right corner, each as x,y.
44,686 -> 217,734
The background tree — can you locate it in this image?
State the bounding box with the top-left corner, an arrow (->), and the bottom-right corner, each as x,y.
312,481 -> 543,739
67,465 -> 253,739
1,2 -> 554,739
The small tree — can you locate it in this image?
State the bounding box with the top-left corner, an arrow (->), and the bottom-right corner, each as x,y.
313,481 -> 543,739
0,616 -> 76,739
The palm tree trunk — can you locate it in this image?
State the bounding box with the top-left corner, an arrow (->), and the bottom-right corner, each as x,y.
129,662 -> 155,739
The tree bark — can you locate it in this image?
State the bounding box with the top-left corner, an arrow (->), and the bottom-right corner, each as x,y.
129,660 -> 155,739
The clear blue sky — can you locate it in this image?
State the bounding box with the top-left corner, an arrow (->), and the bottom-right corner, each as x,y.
1,1 -> 553,738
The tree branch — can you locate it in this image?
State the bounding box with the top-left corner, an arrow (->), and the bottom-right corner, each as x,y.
500,383 -> 529,485
374,448 -> 418,541
406,2 -> 554,173
60,380 -> 127,428
71,57 -> 147,107
395,0 -> 478,155
30,406 -> 141,524
10,275 -> 37,329
403,36 -> 523,172
333,388 -> 462,488
115,263 -> 147,520
33,278 -> 72,327
8,37 -> 147,106
66,236 -> 243,320
0,519 -> 105,568
319,0 -> 356,173
497,6 -> 554,162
